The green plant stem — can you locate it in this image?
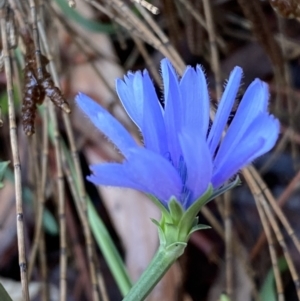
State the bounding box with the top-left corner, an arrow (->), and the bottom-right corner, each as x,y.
123,242 -> 186,301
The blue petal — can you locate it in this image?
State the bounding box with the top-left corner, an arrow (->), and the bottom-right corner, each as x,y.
242,114 -> 280,160
214,79 -> 269,168
161,58 -> 183,167
212,138 -> 263,188
88,147 -> 183,205
137,71 -> 168,155
179,129 -> 212,207
212,113 -> 279,188
179,65 -> 210,138
76,93 -> 137,157
116,72 -> 143,129
207,66 -> 243,156
88,162 -> 145,190
117,71 -> 168,155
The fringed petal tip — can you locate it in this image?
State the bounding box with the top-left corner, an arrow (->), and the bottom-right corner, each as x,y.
75,93 -> 106,128
160,58 -> 179,80
115,71 -> 137,92
179,63 -> 210,138
76,92 -> 99,112
123,71 -> 135,84
256,114 -> 280,156
76,93 -> 137,157
207,66 -> 243,155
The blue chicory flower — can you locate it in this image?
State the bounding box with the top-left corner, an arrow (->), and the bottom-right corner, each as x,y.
76,58 -> 279,210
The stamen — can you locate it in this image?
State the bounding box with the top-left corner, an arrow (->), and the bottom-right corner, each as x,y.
181,186 -> 192,209
178,155 -> 187,184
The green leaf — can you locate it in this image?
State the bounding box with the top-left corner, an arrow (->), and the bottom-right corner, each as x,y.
0,93 -> 9,116
259,257 -> 288,301
88,200 -> 132,296
43,209 -> 59,235
0,283 -> 13,301
0,83 -> 21,116
0,161 -> 10,189
220,293 -> 231,301
55,0 -> 115,33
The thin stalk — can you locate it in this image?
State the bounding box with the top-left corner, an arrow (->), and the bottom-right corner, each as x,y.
96,0 -> 185,73
201,204 -> 260,301
27,105 -> 49,295
38,102 -> 50,301
224,192 -> 233,300
29,0 -> 43,79
29,2 -> 67,299
8,0 -> 27,38
0,106 -> 2,127
0,4 -> 30,301
277,17 -> 298,170
46,3 -> 116,100
133,3 -> 185,72
61,145 -> 128,299
247,167 -> 300,300
62,152 -> 109,301
27,0 -> 48,285
249,166 -> 300,255
255,197 -> 284,301
65,196 -> 94,301
133,0 -> 159,14
202,0 -> 222,99
48,101 -> 67,301
28,132 -> 42,279
27,135 -> 48,299
37,17 -> 102,301
39,230 -> 49,301
131,36 -> 161,85
244,169 -> 284,301
260,197 -> 300,300
176,0 -> 226,51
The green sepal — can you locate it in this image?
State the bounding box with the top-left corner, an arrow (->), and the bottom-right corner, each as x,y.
189,224 -> 211,237
150,218 -> 167,246
192,216 -> 199,228
163,222 -> 180,245
177,185 -> 213,241
124,180 -> 241,301
0,161 -> 10,189
207,176 -> 240,203
168,197 -> 184,223
147,194 -> 170,219
148,178 -> 240,246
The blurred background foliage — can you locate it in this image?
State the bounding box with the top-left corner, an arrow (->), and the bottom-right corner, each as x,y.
0,0 -> 300,301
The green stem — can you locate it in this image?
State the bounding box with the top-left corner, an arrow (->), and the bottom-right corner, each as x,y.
123,242 -> 186,301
